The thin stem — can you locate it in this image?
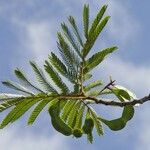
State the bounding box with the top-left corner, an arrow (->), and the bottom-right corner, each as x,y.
80,63 -> 84,93
98,80 -> 115,95
81,99 -> 91,110
79,59 -> 85,95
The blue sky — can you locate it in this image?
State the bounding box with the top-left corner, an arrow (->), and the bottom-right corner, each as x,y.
0,0 -> 150,150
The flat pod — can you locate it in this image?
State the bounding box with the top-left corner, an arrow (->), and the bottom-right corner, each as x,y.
100,118 -> 126,131
73,129 -> 83,138
82,112 -> 94,143
82,117 -> 94,134
122,106 -> 134,122
49,102 -> 72,136
100,106 -> 134,131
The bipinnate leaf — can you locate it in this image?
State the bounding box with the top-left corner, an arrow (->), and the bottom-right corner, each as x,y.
68,16 -> 83,47
2,81 -> 34,95
14,68 -> 44,93
28,99 -> 52,125
0,3 -> 138,143
90,108 -> 103,136
30,61 -> 57,93
84,80 -> 103,92
82,16 -> 111,58
0,98 -> 40,129
44,61 -> 69,93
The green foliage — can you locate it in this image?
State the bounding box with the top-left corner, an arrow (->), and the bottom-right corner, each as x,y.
68,16 -> 83,47
88,5 -> 107,37
14,68 -> 44,93
2,81 -> 34,95
67,101 -> 81,128
61,100 -> 77,121
75,104 -> 85,129
90,108 -> 103,136
0,98 -> 40,129
28,99 -> 53,125
84,46 -> 118,73
0,3 -> 137,143
30,61 -> 57,93
44,61 -> 69,93
84,80 -> 103,92
83,4 -> 89,39
82,16 -> 111,58
0,98 -> 23,112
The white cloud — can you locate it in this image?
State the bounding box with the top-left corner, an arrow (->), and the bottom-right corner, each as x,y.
135,106 -> 150,150
25,21 -> 56,62
106,1 -> 140,45
7,0 -> 140,63
99,56 -> 150,97
0,127 -> 69,150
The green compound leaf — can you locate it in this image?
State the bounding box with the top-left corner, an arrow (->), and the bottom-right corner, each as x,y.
44,61 -> 69,94
30,61 -> 57,93
84,80 -> 103,92
90,108 -> 103,136
0,93 -> 24,101
61,23 -> 81,59
0,98 -> 24,112
82,16 -> 111,58
84,46 -> 118,73
75,104 -> 85,129
0,98 -> 40,129
61,100 -> 76,121
14,68 -> 44,93
49,52 -> 75,83
67,101 -> 81,128
28,98 -> 53,125
68,16 -> 84,47
89,5 -> 108,37
2,81 -> 34,95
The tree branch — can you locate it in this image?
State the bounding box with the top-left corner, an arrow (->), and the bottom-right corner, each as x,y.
2,92 -> 150,108
86,94 -> 150,107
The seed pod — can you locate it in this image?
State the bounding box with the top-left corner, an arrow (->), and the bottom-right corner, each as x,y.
100,106 -> 134,131
100,118 -> 126,131
73,129 -> 83,138
49,102 -> 72,136
122,106 -> 134,122
82,117 -> 94,134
